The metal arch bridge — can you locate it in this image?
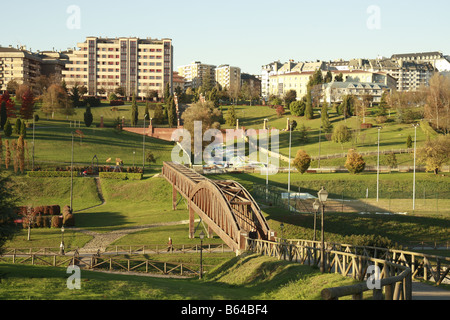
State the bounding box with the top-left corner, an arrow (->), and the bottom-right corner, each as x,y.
161,162 -> 276,253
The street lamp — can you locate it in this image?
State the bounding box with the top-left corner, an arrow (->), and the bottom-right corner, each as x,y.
312,199 -> 320,242
413,123 -> 420,211
199,231 -> 205,279
317,186 -> 328,273
280,223 -> 284,242
143,114 -> 148,171
377,127 -> 382,202
70,132 -> 74,211
287,118 -> 292,211
60,226 -> 65,255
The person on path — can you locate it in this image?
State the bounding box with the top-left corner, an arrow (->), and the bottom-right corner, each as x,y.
167,237 -> 173,252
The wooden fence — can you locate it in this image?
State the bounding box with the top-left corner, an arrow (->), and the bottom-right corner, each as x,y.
103,243 -> 231,255
246,238 -> 414,300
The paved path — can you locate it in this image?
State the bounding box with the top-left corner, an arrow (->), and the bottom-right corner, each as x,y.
412,281 -> 450,300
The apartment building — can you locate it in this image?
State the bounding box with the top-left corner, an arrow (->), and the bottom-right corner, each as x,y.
0,46 -> 42,92
391,51 -> 450,72
323,82 -> 392,105
177,61 -> 216,89
261,61 -> 282,99
215,64 -> 241,91
269,69 -> 396,101
62,37 -> 173,99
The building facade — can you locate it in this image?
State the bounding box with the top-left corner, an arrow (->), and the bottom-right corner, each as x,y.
0,46 -> 42,92
269,69 -> 396,101
177,61 -> 216,89
62,37 -> 173,99
215,64 -> 241,91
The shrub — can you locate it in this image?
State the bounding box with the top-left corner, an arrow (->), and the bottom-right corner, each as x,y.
27,171 -> 72,178
110,100 -> 125,106
51,215 -> 63,228
345,149 -> 366,174
293,150 -> 311,174
99,172 -> 143,180
289,100 -> 306,117
63,213 -> 75,227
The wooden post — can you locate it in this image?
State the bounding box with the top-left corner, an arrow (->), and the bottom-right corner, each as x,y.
189,203 -> 195,239
172,185 -> 177,211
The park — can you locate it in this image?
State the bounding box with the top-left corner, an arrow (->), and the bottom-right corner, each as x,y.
0,91 -> 449,301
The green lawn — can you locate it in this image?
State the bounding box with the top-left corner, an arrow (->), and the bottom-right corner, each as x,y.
0,254 -> 357,300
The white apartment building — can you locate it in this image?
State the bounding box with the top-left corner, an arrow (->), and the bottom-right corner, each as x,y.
62,37 -> 173,99
215,64 -> 241,91
177,61 -> 216,89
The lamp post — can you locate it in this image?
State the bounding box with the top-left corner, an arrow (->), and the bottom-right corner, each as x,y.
70,132 -> 74,211
377,127 -> 381,202
413,123 -> 419,211
199,231 -> 205,279
143,114 -> 148,172
312,199 -> 320,242
60,226 -> 65,255
318,186 -> 328,273
287,118 -> 292,211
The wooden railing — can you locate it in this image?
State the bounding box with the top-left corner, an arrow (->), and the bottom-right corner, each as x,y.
103,243 -> 231,255
284,239 -> 450,286
246,238 -> 413,300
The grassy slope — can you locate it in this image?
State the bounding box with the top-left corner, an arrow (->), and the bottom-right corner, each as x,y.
0,254 -> 356,300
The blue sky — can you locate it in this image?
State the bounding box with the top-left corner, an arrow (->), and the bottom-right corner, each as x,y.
2,0 -> 450,74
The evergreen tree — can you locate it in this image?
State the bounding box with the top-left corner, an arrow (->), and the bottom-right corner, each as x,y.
4,119 -> 12,137
13,118 -> 22,135
19,120 -> 26,138
84,106 -> 93,127
304,86 -> 314,119
167,96 -> 177,128
153,103 -> 165,125
406,135 -> 413,149
70,84 -> 81,108
345,149 -> 366,174
131,93 -> 139,126
144,102 -> 150,121
321,103 -> 333,133
0,101 -> 7,130
226,105 -> 237,127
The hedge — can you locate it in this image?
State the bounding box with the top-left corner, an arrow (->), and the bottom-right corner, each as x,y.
27,171 -> 72,178
99,172 -> 143,180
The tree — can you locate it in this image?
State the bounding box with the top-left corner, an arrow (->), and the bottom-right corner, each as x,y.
167,96 -> 177,128
0,101 -> 6,130
19,87 -> 34,120
144,103 -> 150,122
0,91 -> 16,119
226,105 -> 237,127
290,100 -> 306,117
424,73 -> 450,134
298,124 -> 309,144
283,90 -> 297,106
4,119 -> 12,137
84,106 -> 93,127
335,73 -> 344,82
17,135 -> 25,173
69,83 -> 81,108
146,151 -> 157,166
406,135 -> 413,149
321,103 -> 333,133
13,118 -> 22,135
324,71 -> 333,83
0,172 -> 19,255
42,84 -> 73,116
153,103 -> 165,125
276,105 -> 285,118
304,87 -> 314,119
332,124 -> 352,149
6,79 -> 19,94
418,135 -> 450,175
293,149 -> 311,174
338,95 -> 355,119
114,86 -> 126,98
131,93 -> 139,126
345,149 -> 366,174
4,139 -> 10,169
164,83 -> 171,102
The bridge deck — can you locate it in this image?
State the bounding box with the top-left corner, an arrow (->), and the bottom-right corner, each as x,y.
161,162 -> 275,252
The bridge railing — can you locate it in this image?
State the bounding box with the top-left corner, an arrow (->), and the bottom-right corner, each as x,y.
246,238 -> 413,300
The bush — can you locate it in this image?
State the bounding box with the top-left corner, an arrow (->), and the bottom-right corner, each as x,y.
51,215 -> 63,228
27,171 -> 72,178
293,149 -> 311,174
345,149 -> 366,174
99,172 -> 143,180
110,100 -> 125,106
289,100 -> 306,117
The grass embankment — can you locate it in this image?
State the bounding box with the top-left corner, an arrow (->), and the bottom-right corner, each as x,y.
0,254 -> 355,300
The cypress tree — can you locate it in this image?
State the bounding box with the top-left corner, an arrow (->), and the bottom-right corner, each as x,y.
84,106 -> 93,127
0,101 -> 6,130
131,93 -> 139,126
